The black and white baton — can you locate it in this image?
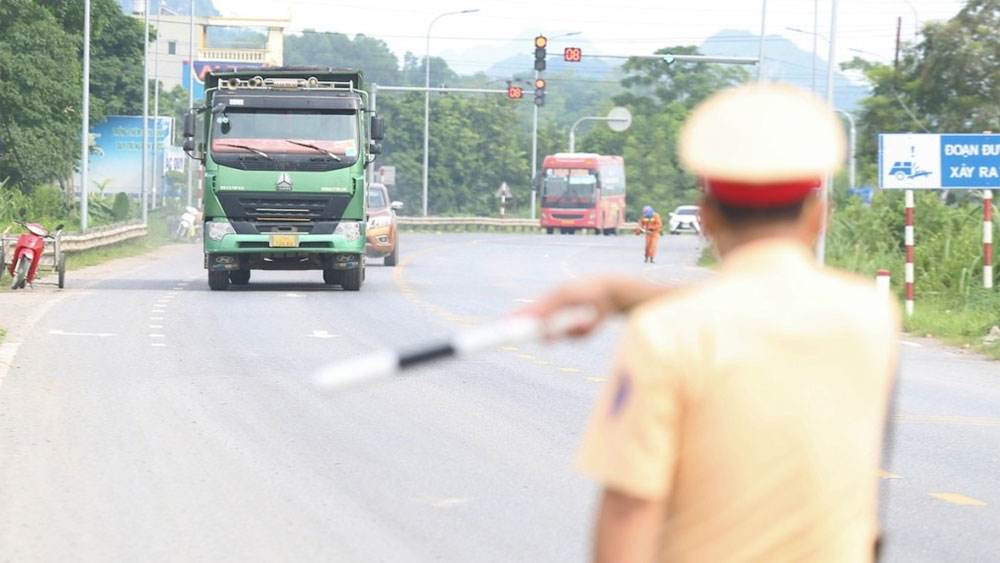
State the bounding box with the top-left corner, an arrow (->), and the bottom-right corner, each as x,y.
313,306 -> 598,391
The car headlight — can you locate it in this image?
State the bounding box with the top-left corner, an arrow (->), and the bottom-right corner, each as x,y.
367,215 -> 392,228
207,220 -> 235,241
335,220 -> 361,242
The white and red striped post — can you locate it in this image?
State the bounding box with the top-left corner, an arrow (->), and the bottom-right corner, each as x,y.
500,194 -> 506,217
984,189 -> 993,289
904,190 -> 915,316
876,269 -> 891,298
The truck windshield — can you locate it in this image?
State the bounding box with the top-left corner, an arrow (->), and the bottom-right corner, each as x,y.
210,108 -> 359,170
542,168 -> 597,208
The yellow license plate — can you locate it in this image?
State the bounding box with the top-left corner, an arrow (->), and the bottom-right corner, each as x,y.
560,219 -> 575,224
270,234 -> 299,248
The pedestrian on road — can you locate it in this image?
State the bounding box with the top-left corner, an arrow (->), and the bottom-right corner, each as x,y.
525,83 -> 901,562
634,205 -> 662,263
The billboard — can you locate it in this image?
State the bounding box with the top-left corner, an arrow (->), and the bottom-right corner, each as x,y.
880,133 -> 1000,189
88,116 -> 173,196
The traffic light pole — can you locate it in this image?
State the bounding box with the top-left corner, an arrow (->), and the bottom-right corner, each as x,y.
531,69 -> 539,221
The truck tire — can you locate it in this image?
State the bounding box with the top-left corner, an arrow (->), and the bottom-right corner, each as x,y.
208,270 -> 230,290
229,270 -> 250,285
323,268 -> 342,285
546,227 -> 554,235
384,242 -> 398,267
342,266 -> 363,291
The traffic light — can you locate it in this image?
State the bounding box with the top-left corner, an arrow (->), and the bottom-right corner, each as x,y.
534,35 -> 547,71
534,77 -> 546,107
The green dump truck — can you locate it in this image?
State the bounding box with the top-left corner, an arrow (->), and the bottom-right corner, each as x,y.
182,67 -> 384,290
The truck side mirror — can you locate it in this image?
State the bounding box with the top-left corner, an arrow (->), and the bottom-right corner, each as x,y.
370,114 -> 385,141
183,110 -> 195,139
369,141 -> 383,155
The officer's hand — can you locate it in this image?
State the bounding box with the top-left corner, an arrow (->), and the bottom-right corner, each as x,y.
514,277 -> 620,340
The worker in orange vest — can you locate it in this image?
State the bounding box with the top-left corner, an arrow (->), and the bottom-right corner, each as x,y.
634,205 -> 663,263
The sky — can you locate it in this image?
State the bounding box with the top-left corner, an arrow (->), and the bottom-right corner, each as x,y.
212,0 -> 967,77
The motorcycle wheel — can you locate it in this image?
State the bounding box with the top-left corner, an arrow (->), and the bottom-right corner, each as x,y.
10,256 -> 28,290
58,253 -> 67,289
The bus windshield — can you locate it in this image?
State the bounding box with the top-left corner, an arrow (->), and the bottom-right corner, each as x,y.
542,168 -> 597,208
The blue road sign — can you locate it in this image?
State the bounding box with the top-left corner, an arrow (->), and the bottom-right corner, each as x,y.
880,133 -> 1000,189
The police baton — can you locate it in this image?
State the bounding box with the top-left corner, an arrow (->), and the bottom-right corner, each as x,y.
314,306 -> 598,391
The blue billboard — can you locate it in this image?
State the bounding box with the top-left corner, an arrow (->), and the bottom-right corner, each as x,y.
88,116 -> 173,196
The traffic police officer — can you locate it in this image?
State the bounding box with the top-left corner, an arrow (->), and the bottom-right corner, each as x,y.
528,83 -> 901,562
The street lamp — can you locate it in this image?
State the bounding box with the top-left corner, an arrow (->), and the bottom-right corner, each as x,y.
423,8 -> 478,217
902,0 -> 919,38
785,26 -> 828,94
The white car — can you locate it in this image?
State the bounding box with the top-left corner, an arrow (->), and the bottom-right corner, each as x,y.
668,205 -> 701,234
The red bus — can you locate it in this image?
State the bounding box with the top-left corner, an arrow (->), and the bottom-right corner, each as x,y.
538,153 -> 626,235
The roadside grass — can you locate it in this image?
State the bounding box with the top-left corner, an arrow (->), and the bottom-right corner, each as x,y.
0,328 -> 6,344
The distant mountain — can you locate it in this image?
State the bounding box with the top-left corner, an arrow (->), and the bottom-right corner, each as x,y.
700,29 -> 870,113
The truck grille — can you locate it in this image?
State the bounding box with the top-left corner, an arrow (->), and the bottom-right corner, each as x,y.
217,193 -> 351,223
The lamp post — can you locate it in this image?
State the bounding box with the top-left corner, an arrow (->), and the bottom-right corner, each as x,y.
142,0 -> 150,224
785,26 -> 828,94
902,0 -> 919,37
80,0 -> 91,231
423,8 -> 478,217
186,0 -> 194,207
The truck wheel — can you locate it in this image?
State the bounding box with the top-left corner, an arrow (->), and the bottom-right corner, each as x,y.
229,270 -> 250,285
384,242 -> 399,267
208,270 -> 230,290
10,257 -> 28,290
323,268 -> 343,285
545,227 -> 553,235
58,253 -> 66,288
342,266 -> 363,291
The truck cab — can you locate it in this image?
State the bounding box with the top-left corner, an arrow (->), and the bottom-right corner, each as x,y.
182,68 -> 384,291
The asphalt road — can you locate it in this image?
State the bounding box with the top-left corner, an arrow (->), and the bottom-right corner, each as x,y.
0,232 -> 997,561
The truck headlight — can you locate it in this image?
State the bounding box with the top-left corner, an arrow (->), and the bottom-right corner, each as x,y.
367,216 -> 392,228
207,220 -> 235,241
335,220 -> 361,242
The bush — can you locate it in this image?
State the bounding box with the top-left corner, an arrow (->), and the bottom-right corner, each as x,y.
112,192 -> 131,221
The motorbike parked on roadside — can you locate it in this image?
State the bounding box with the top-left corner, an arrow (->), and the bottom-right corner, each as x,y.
3,208 -> 64,290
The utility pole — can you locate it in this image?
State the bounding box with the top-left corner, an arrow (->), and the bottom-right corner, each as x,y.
186,0 -> 194,207
894,16 -> 902,71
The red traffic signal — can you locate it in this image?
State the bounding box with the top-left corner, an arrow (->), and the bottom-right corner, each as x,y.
534,35 -> 548,49
507,86 -> 523,99
534,78 -> 546,89
564,47 -> 582,62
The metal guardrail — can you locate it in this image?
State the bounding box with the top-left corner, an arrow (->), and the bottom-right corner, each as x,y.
397,216 -> 640,232
1,222 -> 147,257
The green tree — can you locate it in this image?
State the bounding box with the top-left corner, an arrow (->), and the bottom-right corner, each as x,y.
580,46 -> 750,219
0,0 -> 81,188
285,31 -> 402,85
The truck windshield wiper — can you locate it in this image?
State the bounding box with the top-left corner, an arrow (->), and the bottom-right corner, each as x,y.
216,142 -> 272,160
283,139 -> 342,161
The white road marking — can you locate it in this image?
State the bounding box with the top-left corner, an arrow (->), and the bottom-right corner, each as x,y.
151,343 -> 167,347
148,334 -> 165,338
284,293 -> 304,298
48,330 -> 116,337
308,330 -> 339,339
514,298 -> 535,303
900,341 -> 922,348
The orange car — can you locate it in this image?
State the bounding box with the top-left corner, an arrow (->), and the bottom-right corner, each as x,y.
365,183 -> 402,266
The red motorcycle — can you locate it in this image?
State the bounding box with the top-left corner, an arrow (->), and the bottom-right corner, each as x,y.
4,208 -> 64,290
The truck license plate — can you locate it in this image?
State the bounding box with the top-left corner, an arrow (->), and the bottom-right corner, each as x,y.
560,219 -> 575,224
270,234 -> 299,248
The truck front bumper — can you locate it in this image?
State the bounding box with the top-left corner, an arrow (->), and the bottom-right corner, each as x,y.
205,233 -> 365,271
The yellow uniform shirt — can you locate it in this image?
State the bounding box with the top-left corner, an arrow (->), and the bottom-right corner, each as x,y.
578,239 -> 900,562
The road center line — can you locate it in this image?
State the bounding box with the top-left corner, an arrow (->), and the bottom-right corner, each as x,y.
48,330 -> 116,337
